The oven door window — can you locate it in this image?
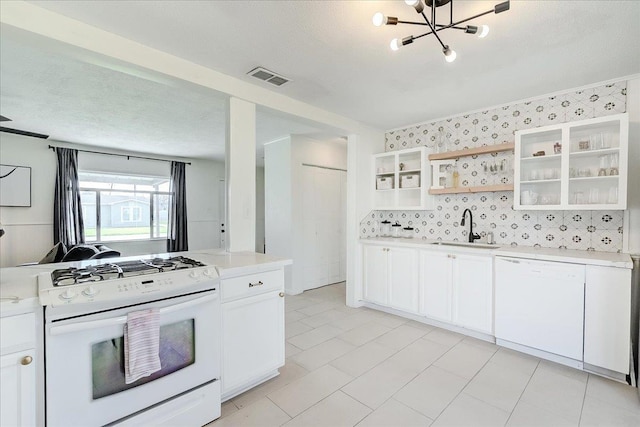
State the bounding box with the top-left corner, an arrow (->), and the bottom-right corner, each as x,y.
91,319 -> 195,399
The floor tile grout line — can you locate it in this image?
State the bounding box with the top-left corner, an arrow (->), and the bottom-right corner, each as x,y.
429,344 -> 500,424
503,359 -> 541,426
507,362 -> 582,425
578,373 -> 591,426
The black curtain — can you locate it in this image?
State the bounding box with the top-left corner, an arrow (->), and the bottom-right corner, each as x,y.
53,147 -> 85,247
167,161 -> 188,252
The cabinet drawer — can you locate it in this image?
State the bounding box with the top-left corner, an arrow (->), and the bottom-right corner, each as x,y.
221,269 -> 284,302
0,313 -> 36,354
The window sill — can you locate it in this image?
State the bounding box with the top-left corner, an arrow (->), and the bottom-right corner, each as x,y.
86,238 -> 167,245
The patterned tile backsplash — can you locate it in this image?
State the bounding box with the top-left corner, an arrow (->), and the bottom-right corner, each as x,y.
360,80 -> 628,253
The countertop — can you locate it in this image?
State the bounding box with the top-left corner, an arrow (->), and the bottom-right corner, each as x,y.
0,250 -> 292,312
359,237 -> 633,269
193,250 -> 292,278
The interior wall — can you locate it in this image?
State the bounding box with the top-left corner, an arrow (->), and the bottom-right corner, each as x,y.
346,130 -> 385,307
361,79 -> 633,253
264,137 -> 293,290
0,133 -> 224,267
255,166 -> 265,253
265,136 -> 348,294
625,76 -> 640,255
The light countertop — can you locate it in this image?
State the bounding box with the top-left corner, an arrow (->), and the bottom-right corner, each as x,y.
0,250 -> 292,312
359,237 -> 633,269
193,250 -> 292,278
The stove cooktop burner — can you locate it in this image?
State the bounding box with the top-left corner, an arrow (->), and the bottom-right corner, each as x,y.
50,256 -> 206,287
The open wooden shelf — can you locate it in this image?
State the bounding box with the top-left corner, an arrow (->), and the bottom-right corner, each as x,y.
428,143 -> 515,161
428,184 -> 514,195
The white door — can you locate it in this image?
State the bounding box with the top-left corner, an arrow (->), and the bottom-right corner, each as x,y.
300,166 -> 347,291
453,254 -> 493,333
363,245 -> 388,306
388,247 -> 420,313
420,251 -> 453,321
495,258 -> 585,360
584,265 -> 631,374
222,290 -> 284,397
0,349 -> 36,427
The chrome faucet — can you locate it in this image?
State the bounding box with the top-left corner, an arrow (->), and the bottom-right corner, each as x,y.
461,208 -> 481,243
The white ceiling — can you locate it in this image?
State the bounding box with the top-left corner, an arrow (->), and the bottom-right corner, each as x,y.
2,1 -> 639,161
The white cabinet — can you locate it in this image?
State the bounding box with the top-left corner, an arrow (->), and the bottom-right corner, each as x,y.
363,245 -> 420,314
373,147 -> 433,210
584,265 -> 631,374
420,251 -> 452,322
453,254 -> 493,333
0,350 -> 36,427
515,113 -> 628,210
363,245 -> 389,305
221,269 -> 285,400
0,312 -> 37,427
420,251 -> 493,333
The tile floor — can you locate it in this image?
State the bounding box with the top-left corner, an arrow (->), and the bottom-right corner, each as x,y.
209,283 -> 640,426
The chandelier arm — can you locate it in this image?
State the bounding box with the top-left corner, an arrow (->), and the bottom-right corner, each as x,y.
420,11 -> 447,50
412,31 -> 435,41
450,0 -> 454,25
447,8 -> 494,27
397,20 -> 431,26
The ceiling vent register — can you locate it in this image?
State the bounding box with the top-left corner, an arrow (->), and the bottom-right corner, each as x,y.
247,67 -> 290,87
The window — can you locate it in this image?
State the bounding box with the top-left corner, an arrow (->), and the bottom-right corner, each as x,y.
79,172 -> 171,242
121,206 -> 142,223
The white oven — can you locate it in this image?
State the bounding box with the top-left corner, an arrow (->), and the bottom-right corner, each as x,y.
40,258 -> 222,427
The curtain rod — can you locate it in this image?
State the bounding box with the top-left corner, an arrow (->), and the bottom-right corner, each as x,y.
47,145 -> 191,165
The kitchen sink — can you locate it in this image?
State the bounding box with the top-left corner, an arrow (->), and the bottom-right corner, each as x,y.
430,242 -> 497,249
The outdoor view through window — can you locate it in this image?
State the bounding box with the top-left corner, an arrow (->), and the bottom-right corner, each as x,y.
79,172 -> 172,242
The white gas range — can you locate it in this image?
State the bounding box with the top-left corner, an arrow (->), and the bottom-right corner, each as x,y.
38,255 -> 222,427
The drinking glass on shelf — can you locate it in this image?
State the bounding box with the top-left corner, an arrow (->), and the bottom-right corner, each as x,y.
590,133 -> 603,150
589,188 -> 600,204
609,153 -> 619,175
530,169 -> 539,180
598,156 -> 609,176
607,187 -> 618,204
578,168 -> 591,177
569,167 -> 577,178
574,191 -> 585,204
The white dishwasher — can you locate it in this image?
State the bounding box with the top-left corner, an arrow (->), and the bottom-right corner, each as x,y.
495,257 -> 585,362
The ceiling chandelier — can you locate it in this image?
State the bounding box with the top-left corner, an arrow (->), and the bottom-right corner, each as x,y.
373,0 -> 510,62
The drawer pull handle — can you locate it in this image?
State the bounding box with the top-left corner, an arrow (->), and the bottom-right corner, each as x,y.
279,292 -> 285,298
21,356 -> 33,366
249,281 -> 264,288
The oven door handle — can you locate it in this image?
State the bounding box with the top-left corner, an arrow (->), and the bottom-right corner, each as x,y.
49,293 -> 218,336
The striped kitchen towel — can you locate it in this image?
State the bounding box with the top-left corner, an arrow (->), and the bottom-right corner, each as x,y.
124,308 -> 161,384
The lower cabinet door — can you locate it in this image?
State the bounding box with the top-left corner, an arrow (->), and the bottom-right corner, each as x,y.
584,265 -> 631,374
420,251 -> 453,322
363,245 -> 389,305
222,290 -> 284,396
453,254 -> 493,333
388,247 -> 420,313
0,349 -> 36,427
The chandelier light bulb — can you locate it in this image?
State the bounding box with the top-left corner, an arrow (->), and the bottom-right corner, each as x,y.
478,25 -> 490,38
443,46 -> 457,62
405,0 -> 419,6
372,12 -> 384,27
390,38 -> 400,51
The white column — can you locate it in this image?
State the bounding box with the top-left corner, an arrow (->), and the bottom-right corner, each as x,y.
226,97 -> 256,252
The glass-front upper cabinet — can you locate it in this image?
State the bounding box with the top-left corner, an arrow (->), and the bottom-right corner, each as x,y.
373,147 -> 433,210
514,113 -> 628,210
